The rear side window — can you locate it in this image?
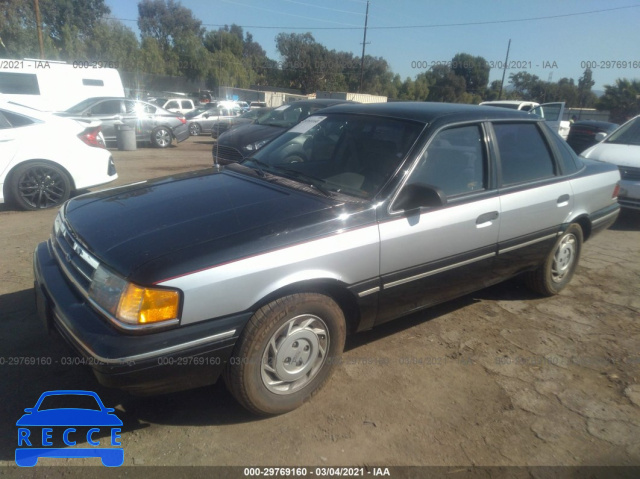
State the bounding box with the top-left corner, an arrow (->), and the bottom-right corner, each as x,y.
0,110 -> 35,128
409,124 -> 487,197
543,124 -> 580,174
90,100 -> 123,115
493,123 -> 556,186
165,101 -> 180,110
0,72 -> 40,95
181,100 -> 192,109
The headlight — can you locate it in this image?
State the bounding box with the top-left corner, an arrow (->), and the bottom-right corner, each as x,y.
88,265 -> 180,326
244,139 -> 269,151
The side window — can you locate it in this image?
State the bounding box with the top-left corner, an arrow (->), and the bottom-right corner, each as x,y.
408,125 -> 487,197
181,100 -> 192,109
0,72 -> 40,95
543,124 -> 580,175
493,123 -> 556,185
1,110 -> 35,128
90,100 -> 123,115
166,101 -> 179,110
0,111 -> 13,129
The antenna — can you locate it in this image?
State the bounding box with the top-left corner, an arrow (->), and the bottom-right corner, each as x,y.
359,1 -> 370,93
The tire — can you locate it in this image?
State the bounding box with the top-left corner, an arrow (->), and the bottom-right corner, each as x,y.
524,223 -> 583,296
9,161 -> 72,210
225,293 -> 346,415
189,122 -> 201,136
151,126 -> 173,148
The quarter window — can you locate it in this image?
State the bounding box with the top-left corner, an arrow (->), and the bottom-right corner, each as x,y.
493,123 -> 556,185
408,125 -> 487,197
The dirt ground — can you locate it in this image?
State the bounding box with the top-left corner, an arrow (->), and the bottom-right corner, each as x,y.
1,136 -> 639,472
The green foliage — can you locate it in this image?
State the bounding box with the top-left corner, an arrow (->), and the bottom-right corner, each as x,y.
596,79 -> 640,123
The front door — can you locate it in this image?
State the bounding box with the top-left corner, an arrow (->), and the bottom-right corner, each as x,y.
377,123 -> 500,324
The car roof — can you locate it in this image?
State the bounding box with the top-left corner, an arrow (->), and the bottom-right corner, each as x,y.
286,99 -> 354,107
315,101 -> 533,124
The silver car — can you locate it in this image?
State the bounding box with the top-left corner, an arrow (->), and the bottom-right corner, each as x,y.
185,105 -> 243,136
57,97 -> 190,148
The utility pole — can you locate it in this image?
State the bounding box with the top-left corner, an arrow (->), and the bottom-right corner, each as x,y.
498,39 -> 511,100
34,0 -> 45,59
358,0 -> 370,93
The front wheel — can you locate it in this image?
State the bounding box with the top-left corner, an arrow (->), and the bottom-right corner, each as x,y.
9,162 -> 72,210
524,223 -> 583,296
224,293 -> 346,415
151,126 -> 173,148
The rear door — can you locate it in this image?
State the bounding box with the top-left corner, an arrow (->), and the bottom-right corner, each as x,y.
530,102 -> 567,137
376,123 -> 501,324
86,99 -> 125,141
490,121 -> 573,278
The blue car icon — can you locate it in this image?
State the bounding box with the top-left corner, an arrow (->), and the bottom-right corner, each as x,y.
16,390 -> 123,467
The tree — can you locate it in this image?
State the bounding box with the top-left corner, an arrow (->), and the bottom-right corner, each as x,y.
596,79 -> 640,123
577,68 -> 597,108
426,65 -> 467,102
451,53 -> 490,95
138,0 -> 204,54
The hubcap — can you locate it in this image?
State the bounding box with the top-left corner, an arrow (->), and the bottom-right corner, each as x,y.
261,314 -> 329,395
18,167 -> 65,208
155,129 -> 171,147
552,234 -> 576,282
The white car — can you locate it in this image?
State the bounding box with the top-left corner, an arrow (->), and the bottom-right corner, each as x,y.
480,100 -> 570,139
0,101 -> 117,210
153,98 -> 196,115
581,115 -> 640,210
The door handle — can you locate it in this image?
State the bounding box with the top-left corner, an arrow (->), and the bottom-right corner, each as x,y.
557,194 -> 570,207
476,211 -> 499,225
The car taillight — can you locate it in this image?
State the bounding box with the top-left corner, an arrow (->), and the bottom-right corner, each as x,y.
177,116 -> 186,124
612,183 -> 620,199
79,126 -> 106,148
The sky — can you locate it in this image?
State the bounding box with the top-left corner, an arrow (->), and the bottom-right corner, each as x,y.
104,0 -> 640,91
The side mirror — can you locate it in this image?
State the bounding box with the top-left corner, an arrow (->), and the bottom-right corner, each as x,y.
394,183 -> 447,212
595,132 -> 607,142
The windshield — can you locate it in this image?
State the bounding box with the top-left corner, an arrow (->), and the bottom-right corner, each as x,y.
247,113 -> 424,200
605,116 -> 640,145
255,103 -> 329,129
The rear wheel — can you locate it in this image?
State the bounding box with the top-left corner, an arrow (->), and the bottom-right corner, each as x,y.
9,161 -> 72,210
524,223 -> 583,296
225,293 -> 346,415
189,123 -> 201,136
151,126 -> 172,148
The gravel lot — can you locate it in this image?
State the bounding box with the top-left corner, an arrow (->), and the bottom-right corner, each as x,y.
1,136 -> 639,472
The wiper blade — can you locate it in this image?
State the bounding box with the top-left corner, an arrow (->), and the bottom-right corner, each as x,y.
273,167 -> 332,197
241,158 -> 272,177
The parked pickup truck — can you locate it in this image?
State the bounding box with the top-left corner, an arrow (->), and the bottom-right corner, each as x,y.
33,102 -> 620,415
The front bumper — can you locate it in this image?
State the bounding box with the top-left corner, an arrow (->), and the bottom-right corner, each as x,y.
33,240 -> 252,395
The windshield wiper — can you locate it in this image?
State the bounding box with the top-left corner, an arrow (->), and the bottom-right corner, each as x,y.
272,166 -> 332,197
241,158 -> 271,177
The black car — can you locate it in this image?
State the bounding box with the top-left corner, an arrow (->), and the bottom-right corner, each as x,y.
566,120 -> 619,154
209,107 -> 274,139
33,102 -> 620,415
212,99 -> 353,164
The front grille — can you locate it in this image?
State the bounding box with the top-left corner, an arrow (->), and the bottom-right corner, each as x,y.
213,144 -> 244,164
51,218 -> 99,297
619,166 -> 640,181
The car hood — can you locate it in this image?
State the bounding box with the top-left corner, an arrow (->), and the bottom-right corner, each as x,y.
217,123 -> 286,149
581,143 -> 640,168
63,169 -> 346,283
